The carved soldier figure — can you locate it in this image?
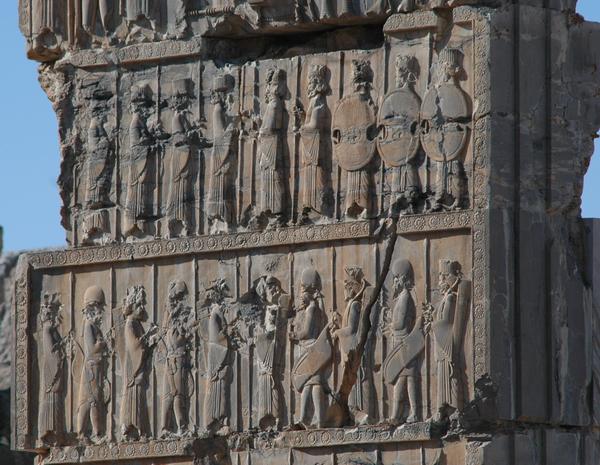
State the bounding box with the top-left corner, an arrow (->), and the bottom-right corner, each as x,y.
123,83 -> 158,239
334,267 -> 369,414
119,285 -> 156,441
378,55 -> 422,213
290,268 -> 332,428
299,64 -> 331,220
421,48 -> 470,211
382,259 -> 425,425
76,286 -> 108,442
160,280 -> 194,437
207,74 -> 238,234
254,275 -> 286,430
332,60 -> 377,219
257,67 -> 287,225
38,292 -> 66,445
431,260 -> 470,418
204,279 -> 231,432
165,79 -> 195,239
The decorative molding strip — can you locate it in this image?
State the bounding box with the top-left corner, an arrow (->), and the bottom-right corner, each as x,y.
43,438 -> 196,464
26,212 -> 472,270
269,422 -> 434,449
58,38 -> 203,69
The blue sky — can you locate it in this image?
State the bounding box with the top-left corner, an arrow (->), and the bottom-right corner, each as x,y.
0,2 -> 599,253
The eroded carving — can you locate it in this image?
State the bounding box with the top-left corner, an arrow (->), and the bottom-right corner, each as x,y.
123,83 -> 165,240
290,268 -> 332,428
382,260 -> 426,425
334,266 -> 372,422
431,259 -> 470,419
202,279 -> 232,433
119,285 -> 157,441
421,48 -> 470,211
332,60 -> 377,219
159,280 -> 194,437
254,276 -> 287,430
207,74 -> 239,234
76,286 -> 110,443
165,79 -> 197,239
378,55 -> 422,214
298,64 -> 332,223
256,67 -> 288,227
81,88 -> 115,245
38,292 -> 67,446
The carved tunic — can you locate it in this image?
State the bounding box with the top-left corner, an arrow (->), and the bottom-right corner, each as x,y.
207,103 -> 236,223
166,110 -> 192,226
159,311 -> 192,433
120,317 -> 150,435
82,0 -> 111,32
293,299 -> 329,389
339,297 -> 363,408
432,289 -> 457,408
77,320 -> 106,423
39,319 -> 64,438
126,0 -> 154,21
258,95 -> 285,216
256,304 -> 279,425
300,94 -> 328,212
85,116 -> 111,208
32,0 -> 60,34
125,111 -> 153,224
391,290 -> 418,377
205,306 -> 230,427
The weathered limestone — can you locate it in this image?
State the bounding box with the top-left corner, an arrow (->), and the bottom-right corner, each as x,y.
12,1 -> 600,464
0,230 -> 34,465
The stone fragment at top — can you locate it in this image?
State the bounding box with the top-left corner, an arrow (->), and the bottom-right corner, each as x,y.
19,0 -> 579,63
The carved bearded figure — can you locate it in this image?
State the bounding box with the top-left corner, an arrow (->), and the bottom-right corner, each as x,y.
420,48 -> 470,211
207,74 -> 238,233
332,60 -> 377,219
160,280 -> 194,437
38,293 -> 65,445
431,260 -> 470,418
124,84 -> 156,239
334,267 -> 368,413
120,285 -> 155,441
290,268 -> 332,428
382,260 -> 425,425
258,68 -> 286,222
165,79 -> 195,239
299,64 -> 330,217
76,286 -> 108,442
204,280 -> 231,431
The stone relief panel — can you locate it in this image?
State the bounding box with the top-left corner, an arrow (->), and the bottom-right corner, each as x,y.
54,22 -> 474,247
19,228 -> 472,455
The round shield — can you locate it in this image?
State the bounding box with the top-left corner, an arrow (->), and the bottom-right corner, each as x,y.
332,94 -> 377,171
420,83 -> 470,163
377,87 -> 421,167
